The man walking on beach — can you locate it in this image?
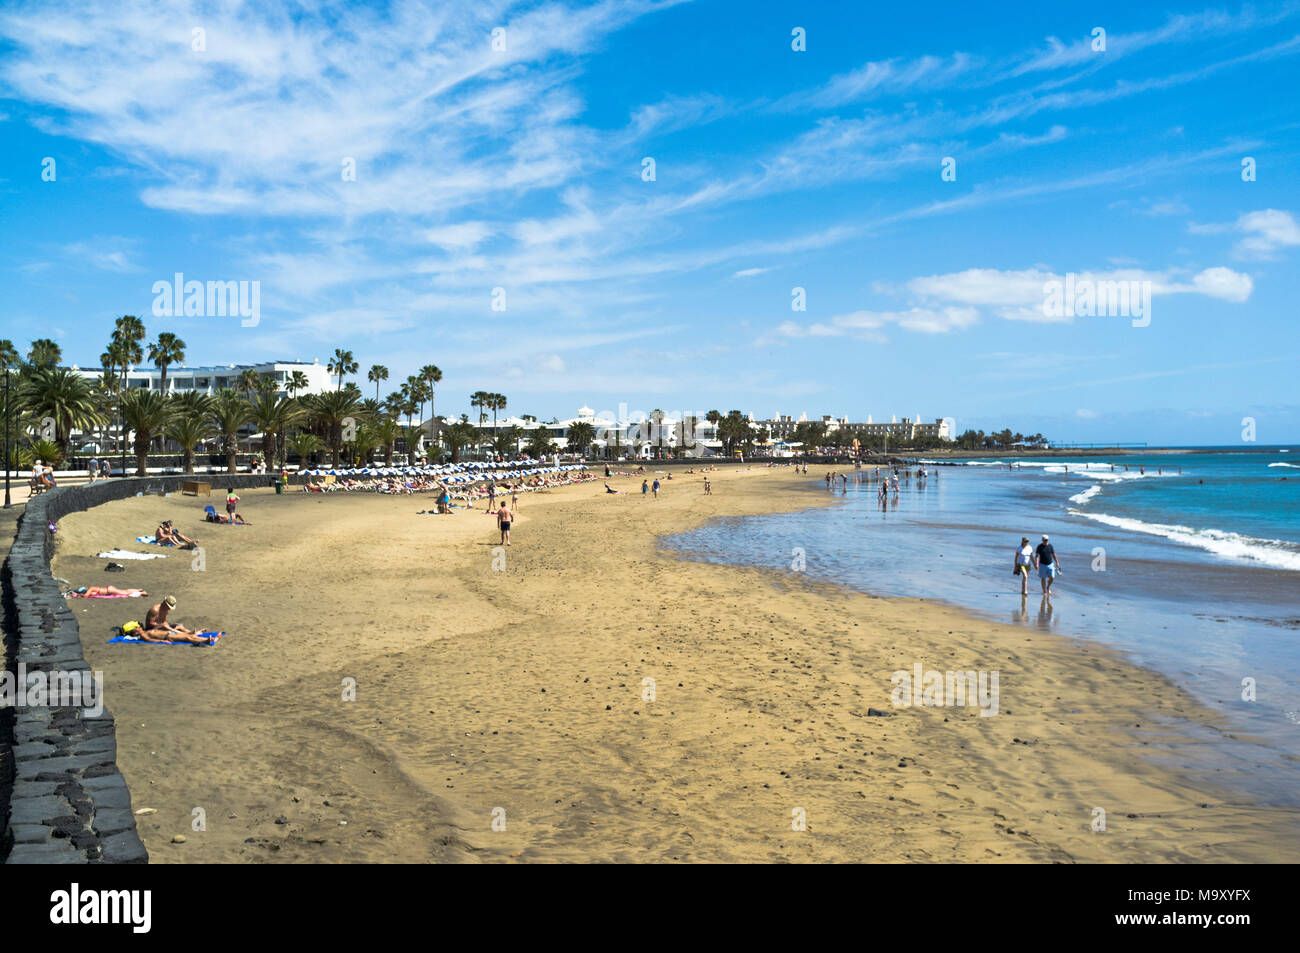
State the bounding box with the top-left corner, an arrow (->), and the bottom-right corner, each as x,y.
652,478 -> 660,499
1034,534 -> 1061,595
493,501 -> 514,546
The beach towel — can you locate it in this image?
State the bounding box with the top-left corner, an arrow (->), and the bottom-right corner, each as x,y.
66,592 -> 138,599
96,549 -> 167,560
108,630 -> 224,645
136,535 -> 178,546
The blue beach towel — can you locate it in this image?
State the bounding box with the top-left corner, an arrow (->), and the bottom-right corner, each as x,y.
136,535 -> 177,546
108,631 -> 225,646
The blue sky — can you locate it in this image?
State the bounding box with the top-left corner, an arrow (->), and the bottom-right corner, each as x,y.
1,0 -> 1298,444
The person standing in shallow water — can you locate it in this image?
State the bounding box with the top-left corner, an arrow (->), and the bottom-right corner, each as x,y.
1035,534 -> 1061,595
1013,536 -> 1034,596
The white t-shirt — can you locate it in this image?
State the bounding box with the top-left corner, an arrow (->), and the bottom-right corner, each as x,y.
1017,544 -> 1033,566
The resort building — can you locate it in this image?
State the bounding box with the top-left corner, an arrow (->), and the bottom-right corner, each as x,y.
752,413 -> 952,443
70,359 -> 335,396
440,406 -> 724,458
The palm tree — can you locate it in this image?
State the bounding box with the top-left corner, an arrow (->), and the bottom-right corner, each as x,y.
409,378 -> 431,427
120,389 -> 172,475
286,370 -> 311,398
368,364 -> 389,400
443,418 -> 478,463
566,420 -> 596,457
525,426 -> 556,459
26,338 -> 62,368
492,424 -> 524,458
248,392 -> 300,471
287,431 -> 324,468
17,366 -> 106,456
147,332 -> 186,395
399,424 -> 424,463
165,393 -> 215,474
112,315 -> 145,394
328,348 -> 358,390
382,393 -> 405,422
376,417 -> 401,465
419,364 -> 442,447
470,390 -> 491,457
489,393 -> 507,444
302,389 -> 360,468
209,388 -> 251,474
236,368 -> 262,397
0,340 -> 20,369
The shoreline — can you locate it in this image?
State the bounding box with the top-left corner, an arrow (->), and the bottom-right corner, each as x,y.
51,467 -> 1299,862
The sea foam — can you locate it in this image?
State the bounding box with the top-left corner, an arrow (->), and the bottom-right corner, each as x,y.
1067,510 -> 1300,571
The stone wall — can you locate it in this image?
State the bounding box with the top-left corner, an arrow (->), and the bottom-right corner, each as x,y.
1,474 -> 281,863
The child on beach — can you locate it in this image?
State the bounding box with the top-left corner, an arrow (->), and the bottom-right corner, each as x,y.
225,490 -> 241,522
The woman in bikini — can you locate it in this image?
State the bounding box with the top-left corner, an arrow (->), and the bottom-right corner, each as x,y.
71,585 -> 148,598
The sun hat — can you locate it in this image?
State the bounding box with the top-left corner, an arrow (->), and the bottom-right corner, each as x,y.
164,595 -> 177,608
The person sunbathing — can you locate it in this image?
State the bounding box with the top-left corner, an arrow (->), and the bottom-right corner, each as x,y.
71,585 -> 148,598
156,520 -> 197,547
144,595 -> 214,643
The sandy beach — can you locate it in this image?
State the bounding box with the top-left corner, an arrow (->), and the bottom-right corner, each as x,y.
49,467 -> 1296,863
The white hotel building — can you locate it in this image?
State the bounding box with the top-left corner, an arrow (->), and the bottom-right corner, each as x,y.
70,359 -> 335,396
755,413 -> 952,443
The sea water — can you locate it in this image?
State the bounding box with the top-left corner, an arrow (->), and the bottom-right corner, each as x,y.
664,448 -> 1300,805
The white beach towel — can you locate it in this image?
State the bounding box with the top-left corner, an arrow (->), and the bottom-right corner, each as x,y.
96,549 -> 168,560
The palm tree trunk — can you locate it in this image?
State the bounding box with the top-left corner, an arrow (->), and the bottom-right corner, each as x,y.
434,390 -> 444,457
225,433 -> 237,474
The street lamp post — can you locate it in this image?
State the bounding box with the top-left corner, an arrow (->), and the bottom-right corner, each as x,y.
3,362 -> 11,508
119,365 -> 131,478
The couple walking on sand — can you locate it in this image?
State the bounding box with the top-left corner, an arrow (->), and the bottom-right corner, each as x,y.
1014,534 -> 1061,596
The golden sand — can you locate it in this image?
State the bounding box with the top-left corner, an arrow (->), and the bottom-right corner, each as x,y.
50,467 -> 1297,862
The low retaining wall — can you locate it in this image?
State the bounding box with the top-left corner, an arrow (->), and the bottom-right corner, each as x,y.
1,474 -> 282,864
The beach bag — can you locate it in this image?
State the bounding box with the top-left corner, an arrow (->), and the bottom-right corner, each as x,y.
105,562 -> 125,573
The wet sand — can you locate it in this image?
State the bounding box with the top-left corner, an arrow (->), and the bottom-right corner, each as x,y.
49,467 -> 1297,862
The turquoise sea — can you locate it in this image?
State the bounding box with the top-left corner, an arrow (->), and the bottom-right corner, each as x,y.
664,447 -> 1300,805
